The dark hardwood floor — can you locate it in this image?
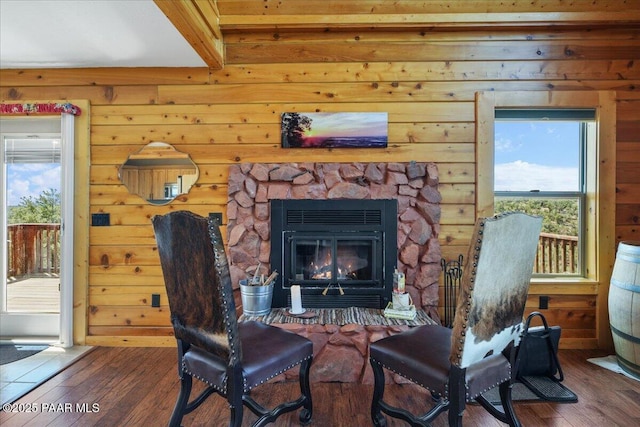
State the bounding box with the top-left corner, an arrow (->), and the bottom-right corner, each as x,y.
1,347 -> 638,426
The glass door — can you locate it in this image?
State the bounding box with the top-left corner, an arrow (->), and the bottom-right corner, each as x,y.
1,118 -> 61,338
286,232 -> 381,286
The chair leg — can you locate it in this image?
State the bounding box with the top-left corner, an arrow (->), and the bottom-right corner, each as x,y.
169,374 -> 192,427
447,401 -> 464,427
242,358 -> 314,427
228,371 -> 244,427
447,366 -> 466,427
499,381 -> 522,427
229,403 -> 243,427
298,358 -> 313,424
370,360 -> 388,427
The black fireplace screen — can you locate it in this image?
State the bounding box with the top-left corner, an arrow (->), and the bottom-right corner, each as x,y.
271,199 -> 397,309
287,233 -> 379,283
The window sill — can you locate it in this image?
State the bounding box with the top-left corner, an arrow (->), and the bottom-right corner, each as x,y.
529,278 -> 599,295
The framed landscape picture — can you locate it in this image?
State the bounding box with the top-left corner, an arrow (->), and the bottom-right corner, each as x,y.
281,112 -> 388,148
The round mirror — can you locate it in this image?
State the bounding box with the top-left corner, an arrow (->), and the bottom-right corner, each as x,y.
119,142 -> 199,205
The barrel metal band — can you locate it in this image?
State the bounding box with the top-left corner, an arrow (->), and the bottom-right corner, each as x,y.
616,252 -> 640,262
610,279 -> 640,293
617,243 -> 640,255
614,354 -> 640,378
610,324 -> 640,344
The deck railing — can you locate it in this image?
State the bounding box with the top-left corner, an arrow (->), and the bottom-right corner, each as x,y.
7,223 -> 60,278
535,232 -> 579,274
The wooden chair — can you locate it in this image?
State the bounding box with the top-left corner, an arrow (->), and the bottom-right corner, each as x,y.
370,212 -> 542,426
152,211 -> 313,427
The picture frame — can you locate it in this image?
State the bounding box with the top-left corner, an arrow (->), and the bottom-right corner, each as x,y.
281,112 -> 388,148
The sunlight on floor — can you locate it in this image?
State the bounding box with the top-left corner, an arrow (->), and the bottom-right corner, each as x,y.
0,339 -> 93,405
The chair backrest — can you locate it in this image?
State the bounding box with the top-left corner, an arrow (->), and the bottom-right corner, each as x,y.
152,211 -> 241,364
450,212 -> 542,369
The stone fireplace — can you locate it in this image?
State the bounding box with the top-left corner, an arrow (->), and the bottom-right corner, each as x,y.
226,162 -> 442,321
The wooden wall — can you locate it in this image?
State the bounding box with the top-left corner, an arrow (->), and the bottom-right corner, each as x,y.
1,3 -> 639,348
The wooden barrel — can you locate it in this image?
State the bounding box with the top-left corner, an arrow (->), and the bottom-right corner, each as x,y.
608,241 -> 640,380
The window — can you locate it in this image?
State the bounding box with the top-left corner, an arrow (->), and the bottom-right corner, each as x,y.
494,109 -> 595,277
475,91 -> 616,288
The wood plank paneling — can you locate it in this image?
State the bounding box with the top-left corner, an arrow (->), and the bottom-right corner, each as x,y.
212,60 -> 640,84
0,67 -> 210,86
222,29 -> 640,47
616,204 -> 640,225
617,183 -> 640,204
87,326 -> 174,337
618,163 -> 640,184
89,274 -> 164,288
91,144 -> 475,165
216,0 -> 637,15
90,122 -> 474,145
1,85 -> 159,105
617,225 -> 639,242
219,13 -> 640,32
157,80 -> 640,105
88,306 -> 170,326
617,142 -> 640,162
92,102 -> 476,123
225,39 -> 640,64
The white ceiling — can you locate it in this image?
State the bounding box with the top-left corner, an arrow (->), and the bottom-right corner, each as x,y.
0,0 -> 206,69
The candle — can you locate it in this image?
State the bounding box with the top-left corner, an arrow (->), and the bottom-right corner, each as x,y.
291,285 -> 304,314
398,272 -> 405,293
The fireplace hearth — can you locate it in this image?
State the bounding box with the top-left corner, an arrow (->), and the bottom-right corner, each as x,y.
270,199 -> 397,309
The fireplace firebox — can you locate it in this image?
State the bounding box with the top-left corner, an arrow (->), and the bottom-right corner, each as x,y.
270,199 -> 397,309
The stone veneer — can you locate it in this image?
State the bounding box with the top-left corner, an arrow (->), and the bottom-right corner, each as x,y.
227,162 -> 442,317
226,162 -> 443,383
278,322 -> 415,384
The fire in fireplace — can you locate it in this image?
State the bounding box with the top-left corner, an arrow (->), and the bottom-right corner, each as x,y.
270,199 -> 397,309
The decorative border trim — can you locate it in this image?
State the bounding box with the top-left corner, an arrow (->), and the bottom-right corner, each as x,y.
1,102 -> 82,116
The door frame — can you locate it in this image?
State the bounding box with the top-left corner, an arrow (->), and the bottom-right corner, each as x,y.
0,99 -> 90,346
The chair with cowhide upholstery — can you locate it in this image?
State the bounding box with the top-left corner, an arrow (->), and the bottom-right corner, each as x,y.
369,212 -> 542,427
152,211 -> 313,427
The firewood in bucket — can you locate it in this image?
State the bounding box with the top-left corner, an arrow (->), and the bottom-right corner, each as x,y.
250,262 -> 262,285
262,270 -> 279,286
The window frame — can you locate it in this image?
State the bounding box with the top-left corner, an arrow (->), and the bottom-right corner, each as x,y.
476,91 -> 615,289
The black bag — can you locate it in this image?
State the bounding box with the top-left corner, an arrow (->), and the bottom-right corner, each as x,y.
517,311 -> 563,381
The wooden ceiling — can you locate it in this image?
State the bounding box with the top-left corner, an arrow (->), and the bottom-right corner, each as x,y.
154,0 -> 640,70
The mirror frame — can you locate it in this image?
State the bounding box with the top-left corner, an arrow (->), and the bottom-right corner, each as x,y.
118,142 -> 199,205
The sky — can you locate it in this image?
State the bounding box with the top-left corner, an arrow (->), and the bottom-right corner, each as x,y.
4,137 -> 61,206
494,121 -> 581,192
6,163 -> 60,206
303,112 -> 388,138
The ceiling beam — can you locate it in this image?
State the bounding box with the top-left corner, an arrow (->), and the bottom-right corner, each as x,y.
154,0 -> 224,70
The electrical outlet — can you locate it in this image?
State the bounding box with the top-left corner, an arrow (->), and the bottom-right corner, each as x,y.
91,213 -> 110,226
151,294 -> 160,307
539,295 -> 549,309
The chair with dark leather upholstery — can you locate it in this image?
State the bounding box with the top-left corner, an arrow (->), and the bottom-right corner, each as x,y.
152,211 -> 313,427
370,212 -> 542,426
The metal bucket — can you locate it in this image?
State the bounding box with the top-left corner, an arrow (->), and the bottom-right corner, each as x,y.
608,241 -> 640,380
240,280 -> 273,316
